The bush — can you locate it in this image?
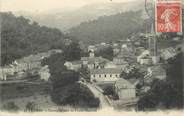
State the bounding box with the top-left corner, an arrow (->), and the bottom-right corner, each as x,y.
3,102 -> 19,112
103,86 -> 114,95
51,83 -> 100,108
138,53 -> 183,111
25,102 -> 40,112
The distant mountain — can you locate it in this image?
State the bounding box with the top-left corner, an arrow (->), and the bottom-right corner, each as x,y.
69,10 -> 151,44
14,1 -> 145,31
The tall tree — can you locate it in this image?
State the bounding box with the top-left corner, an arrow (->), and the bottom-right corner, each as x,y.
138,52 -> 183,110
63,41 -> 82,61
96,46 -> 114,61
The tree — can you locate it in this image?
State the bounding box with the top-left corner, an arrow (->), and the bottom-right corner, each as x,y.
103,85 -> 115,95
61,83 -> 100,108
95,46 -> 114,61
138,52 -> 183,110
41,53 -> 66,75
120,67 -> 145,80
79,66 -> 90,82
1,12 -> 66,66
165,52 -> 183,108
3,102 -> 19,112
25,102 -> 39,112
50,70 -> 80,105
63,41 -> 82,61
69,11 -> 149,44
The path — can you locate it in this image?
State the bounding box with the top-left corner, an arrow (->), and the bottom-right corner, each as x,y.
80,82 -> 111,109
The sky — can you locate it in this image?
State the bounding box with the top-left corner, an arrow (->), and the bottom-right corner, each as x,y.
1,0 -> 138,13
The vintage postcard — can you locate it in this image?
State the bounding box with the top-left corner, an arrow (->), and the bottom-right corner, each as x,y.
0,0 -> 183,115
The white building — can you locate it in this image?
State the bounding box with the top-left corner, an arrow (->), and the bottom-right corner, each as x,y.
0,67 -> 14,80
114,78 -> 136,100
104,62 -> 117,69
137,50 -> 152,65
64,61 -> 82,71
81,52 -> 109,70
147,65 -> 166,80
90,68 -> 122,82
39,65 -> 50,81
88,45 -> 97,52
160,47 -> 177,60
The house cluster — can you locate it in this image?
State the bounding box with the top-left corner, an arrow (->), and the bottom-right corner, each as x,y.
64,41 -> 137,100
64,49 -> 132,83
64,37 -> 171,101
0,61 -> 42,81
0,50 -> 61,81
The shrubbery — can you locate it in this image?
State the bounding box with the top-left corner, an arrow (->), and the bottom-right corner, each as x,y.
2,102 -> 19,112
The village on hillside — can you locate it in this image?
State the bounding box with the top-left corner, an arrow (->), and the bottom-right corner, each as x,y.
0,0 -> 183,112
0,29 -> 182,111
63,32 -> 183,109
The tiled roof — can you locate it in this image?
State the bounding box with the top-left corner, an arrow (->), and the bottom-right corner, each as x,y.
90,68 -> 122,74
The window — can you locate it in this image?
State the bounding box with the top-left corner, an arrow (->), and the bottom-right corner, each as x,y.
105,75 -> 106,78
110,75 -> 112,77
93,75 -> 95,78
99,75 -> 101,78
116,74 -> 118,77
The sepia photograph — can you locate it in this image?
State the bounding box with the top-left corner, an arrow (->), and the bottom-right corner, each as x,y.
0,0 -> 183,114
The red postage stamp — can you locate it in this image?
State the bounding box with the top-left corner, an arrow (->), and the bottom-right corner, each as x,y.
156,0 -> 182,32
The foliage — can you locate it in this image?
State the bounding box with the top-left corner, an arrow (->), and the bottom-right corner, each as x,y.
70,11 -> 151,44
25,102 -> 39,112
79,66 -> 90,82
166,52 -> 183,90
26,72 -> 40,81
41,53 -> 66,74
50,70 -> 100,108
103,85 -> 115,95
120,67 -> 145,80
138,79 -> 182,110
1,12 -> 66,66
61,83 -> 100,108
50,70 -> 80,105
138,52 -> 183,110
3,102 -> 19,112
42,52 -> 99,108
63,41 -> 82,61
96,46 -> 114,61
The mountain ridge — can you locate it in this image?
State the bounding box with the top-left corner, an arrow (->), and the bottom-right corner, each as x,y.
14,1 -> 144,31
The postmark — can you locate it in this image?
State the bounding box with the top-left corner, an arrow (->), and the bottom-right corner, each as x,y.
156,0 -> 182,32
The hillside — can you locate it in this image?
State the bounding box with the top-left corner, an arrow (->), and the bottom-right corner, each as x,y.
69,11 -> 151,44
14,1 -> 144,31
1,12 -> 66,66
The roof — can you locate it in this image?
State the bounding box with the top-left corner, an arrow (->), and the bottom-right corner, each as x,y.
70,61 -> 82,65
81,56 -> 109,64
90,68 -> 122,74
149,65 -> 166,76
161,47 -> 177,59
117,51 -> 135,58
128,79 -> 140,85
115,78 -> 135,89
